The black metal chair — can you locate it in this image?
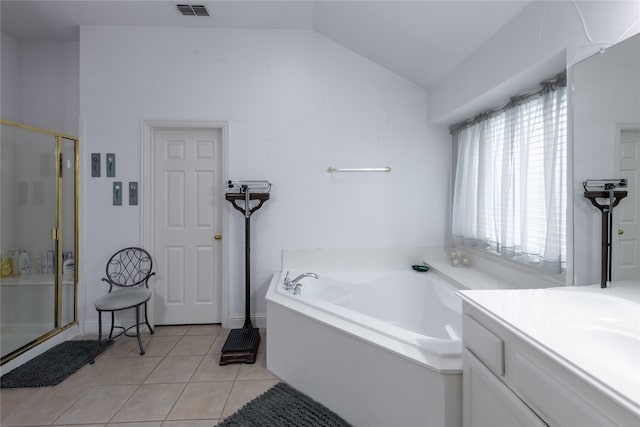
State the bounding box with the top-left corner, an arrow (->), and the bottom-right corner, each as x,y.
94,247 -> 155,355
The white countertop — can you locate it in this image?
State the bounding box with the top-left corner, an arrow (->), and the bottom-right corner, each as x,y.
458,281 -> 640,414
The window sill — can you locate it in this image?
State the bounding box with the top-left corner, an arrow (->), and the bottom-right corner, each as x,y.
423,247 -> 567,291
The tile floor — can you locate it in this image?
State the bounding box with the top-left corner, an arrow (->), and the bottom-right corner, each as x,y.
0,325 -> 279,426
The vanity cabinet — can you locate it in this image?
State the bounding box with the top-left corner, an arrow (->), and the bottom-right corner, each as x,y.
463,347 -> 546,427
461,300 -> 640,427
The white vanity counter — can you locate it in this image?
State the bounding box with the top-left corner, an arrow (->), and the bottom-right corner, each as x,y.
458,281 -> 640,425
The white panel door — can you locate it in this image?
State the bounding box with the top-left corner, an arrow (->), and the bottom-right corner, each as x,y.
153,128 -> 223,324
614,128 -> 640,280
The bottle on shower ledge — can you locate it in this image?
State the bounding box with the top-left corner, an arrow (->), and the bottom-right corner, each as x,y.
63,252 -> 74,276
18,250 -> 31,275
0,255 -> 12,278
46,250 -> 55,274
35,254 -> 44,274
10,248 -> 20,277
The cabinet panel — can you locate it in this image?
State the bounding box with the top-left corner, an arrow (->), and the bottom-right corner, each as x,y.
514,351 -> 616,426
463,314 -> 504,376
463,348 -> 547,427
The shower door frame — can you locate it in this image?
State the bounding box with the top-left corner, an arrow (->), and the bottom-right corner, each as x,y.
0,118 -> 79,365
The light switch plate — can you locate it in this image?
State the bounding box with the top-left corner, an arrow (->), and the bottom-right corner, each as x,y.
91,153 -> 101,177
106,153 -> 116,177
113,182 -> 122,206
129,181 -> 138,205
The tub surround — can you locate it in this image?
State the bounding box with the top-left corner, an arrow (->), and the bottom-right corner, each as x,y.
458,282 -> 640,425
422,247 -> 562,291
269,269 -> 462,373
283,246 -> 561,291
268,247 -> 466,427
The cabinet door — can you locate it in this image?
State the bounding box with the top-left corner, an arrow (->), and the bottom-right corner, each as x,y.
463,348 -> 547,427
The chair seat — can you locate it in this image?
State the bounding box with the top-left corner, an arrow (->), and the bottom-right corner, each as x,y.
95,287 -> 152,311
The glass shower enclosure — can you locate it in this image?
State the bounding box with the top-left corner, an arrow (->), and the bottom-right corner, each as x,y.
0,119 -> 78,364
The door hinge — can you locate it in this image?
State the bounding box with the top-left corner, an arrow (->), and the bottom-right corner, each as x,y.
51,228 -> 58,240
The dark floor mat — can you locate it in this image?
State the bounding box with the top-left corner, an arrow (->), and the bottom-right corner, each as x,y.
218,382 -> 352,427
1,340 -> 113,388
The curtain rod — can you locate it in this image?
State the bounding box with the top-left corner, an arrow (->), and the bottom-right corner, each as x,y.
449,72 -> 566,134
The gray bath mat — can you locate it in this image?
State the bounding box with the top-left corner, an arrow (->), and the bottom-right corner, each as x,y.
1,340 -> 113,388
218,382 -> 352,427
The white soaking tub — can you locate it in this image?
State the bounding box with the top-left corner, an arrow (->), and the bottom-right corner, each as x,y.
266,266 -> 463,427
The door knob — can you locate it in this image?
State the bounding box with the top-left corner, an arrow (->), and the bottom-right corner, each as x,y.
214,234 -> 222,240
618,229 -> 624,235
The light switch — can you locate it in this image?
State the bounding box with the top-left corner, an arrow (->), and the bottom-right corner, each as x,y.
113,182 -> 122,206
129,181 -> 138,205
106,153 -> 116,177
91,153 -> 101,177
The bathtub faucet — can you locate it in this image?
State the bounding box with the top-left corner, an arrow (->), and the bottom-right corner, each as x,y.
283,271 -> 319,294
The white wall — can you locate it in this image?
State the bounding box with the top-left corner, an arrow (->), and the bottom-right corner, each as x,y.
0,33 -> 19,254
18,41 -> 79,136
79,26 -> 448,327
429,0 -> 640,125
0,37 -> 79,134
1,32 -> 20,122
429,0 -> 640,285
573,34 -> 640,284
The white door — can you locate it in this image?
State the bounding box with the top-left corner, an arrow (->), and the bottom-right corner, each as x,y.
153,128 -> 223,324
614,128 -> 640,280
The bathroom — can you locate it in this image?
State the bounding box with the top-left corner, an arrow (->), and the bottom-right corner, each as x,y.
1,1 -> 638,425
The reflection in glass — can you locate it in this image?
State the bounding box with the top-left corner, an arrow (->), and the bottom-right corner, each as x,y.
573,34 -> 640,283
61,137 -> 77,327
0,123 -> 78,361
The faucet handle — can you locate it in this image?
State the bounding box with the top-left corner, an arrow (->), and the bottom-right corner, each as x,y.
283,270 -> 291,289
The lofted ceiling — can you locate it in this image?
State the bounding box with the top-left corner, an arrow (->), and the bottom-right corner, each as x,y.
0,0 -> 531,89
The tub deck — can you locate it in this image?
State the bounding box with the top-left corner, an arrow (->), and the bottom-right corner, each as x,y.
266,267 -> 463,427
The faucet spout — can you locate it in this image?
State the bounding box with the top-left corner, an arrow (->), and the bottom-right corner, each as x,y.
283,271 -> 319,292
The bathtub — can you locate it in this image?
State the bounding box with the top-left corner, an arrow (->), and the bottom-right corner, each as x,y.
266,266 -> 463,427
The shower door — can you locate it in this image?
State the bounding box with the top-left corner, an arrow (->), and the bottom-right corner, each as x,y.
0,120 -> 78,363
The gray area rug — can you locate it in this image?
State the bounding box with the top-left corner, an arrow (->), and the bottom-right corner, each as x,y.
1,340 -> 113,388
218,382 -> 352,427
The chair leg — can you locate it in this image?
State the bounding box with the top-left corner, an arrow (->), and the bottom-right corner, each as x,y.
136,305 -> 145,355
109,311 -> 115,339
144,302 -> 154,335
98,311 -> 103,342
92,310 -> 103,365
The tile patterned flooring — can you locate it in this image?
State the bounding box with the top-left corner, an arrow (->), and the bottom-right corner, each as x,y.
0,325 -> 279,426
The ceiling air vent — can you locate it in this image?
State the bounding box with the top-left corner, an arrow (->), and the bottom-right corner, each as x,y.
177,4 -> 210,17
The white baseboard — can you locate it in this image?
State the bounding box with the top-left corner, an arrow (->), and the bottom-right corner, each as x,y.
225,313 -> 267,329
82,320 -> 152,336
83,315 -> 266,333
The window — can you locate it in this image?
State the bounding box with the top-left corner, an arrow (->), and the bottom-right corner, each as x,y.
450,74 -> 567,274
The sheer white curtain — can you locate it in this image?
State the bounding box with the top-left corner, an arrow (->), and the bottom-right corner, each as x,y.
451,83 -> 567,273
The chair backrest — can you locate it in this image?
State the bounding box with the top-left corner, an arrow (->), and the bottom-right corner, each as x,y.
105,247 -> 154,288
